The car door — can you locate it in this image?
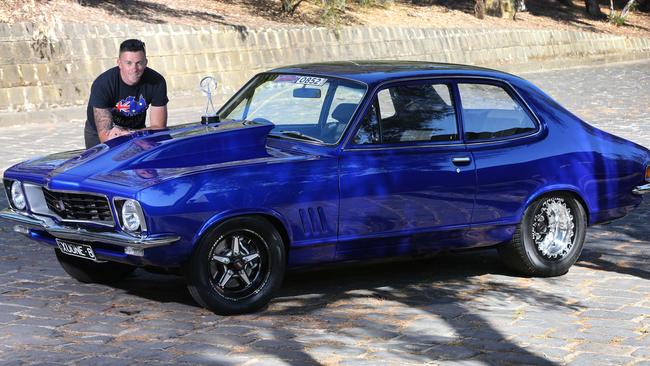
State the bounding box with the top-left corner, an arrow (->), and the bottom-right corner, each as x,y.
337,79 -> 477,260
456,80 -> 543,241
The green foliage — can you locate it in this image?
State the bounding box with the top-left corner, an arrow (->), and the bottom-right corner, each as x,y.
608,11 -> 626,25
607,11 -> 625,27
321,0 -> 347,28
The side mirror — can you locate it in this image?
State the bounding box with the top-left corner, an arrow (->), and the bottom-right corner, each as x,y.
293,87 -> 321,99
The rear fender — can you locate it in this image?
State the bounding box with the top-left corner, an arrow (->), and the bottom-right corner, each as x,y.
518,185 -> 591,224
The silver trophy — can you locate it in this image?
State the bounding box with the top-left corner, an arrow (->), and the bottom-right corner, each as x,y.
200,76 -> 219,124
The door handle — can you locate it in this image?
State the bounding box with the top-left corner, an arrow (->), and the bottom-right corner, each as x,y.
452,157 -> 472,166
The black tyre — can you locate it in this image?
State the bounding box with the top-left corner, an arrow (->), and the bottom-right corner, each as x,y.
55,249 -> 136,283
186,216 -> 286,315
498,194 -> 587,277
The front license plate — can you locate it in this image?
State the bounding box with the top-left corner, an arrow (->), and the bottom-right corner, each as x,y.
56,239 -> 97,261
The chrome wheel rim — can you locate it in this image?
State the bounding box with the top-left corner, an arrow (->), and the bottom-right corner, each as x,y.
208,230 -> 269,300
531,198 -> 575,260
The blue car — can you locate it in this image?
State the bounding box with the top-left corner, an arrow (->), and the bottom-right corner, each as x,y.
2,61 -> 649,314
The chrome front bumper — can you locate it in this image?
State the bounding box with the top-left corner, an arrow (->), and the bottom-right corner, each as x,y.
0,208 -> 180,249
633,183 -> 650,195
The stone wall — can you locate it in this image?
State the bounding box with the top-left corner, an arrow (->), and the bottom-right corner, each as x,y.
1,22 -> 649,126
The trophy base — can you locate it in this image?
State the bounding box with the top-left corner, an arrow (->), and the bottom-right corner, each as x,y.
201,115 -> 220,124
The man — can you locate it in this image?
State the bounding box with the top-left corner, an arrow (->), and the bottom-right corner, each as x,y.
84,39 -> 168,148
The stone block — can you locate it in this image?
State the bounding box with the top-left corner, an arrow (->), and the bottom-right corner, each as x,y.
0,88 -> 11,110
169,55 -> 186,73
8,87 -> 26,110
311,29 -> 325,44
11,42 -> 39,64
0,65 -> 21,88
158,35 -> 174,56
0,23 -> 12,42
9,23 -> 30,41
186,35 -> 203,55
19,64 -> 40,86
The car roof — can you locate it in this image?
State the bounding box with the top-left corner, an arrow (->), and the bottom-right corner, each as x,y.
269,60 -> 522,86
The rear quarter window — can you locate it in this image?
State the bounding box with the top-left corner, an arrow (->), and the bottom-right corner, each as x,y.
458,83 -> 537,141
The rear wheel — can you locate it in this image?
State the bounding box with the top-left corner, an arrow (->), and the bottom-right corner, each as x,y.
55,249 -> 136,283
186,217 -> 285,315
498,194 -> 587,277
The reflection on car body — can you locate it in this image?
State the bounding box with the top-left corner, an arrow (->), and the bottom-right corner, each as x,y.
2,61 -> 649,315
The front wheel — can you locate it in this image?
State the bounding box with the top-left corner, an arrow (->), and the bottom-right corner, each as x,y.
498,194 -> 587,277
55,249 -> 136,283
186,217 -> 286,315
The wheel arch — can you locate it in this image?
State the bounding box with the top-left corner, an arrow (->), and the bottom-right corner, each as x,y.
192,209 -> 292,260
521,186 -> 591,225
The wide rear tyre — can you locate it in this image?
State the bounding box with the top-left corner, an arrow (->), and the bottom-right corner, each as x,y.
186,216 -> 286,315
55,249 -> 136,283
498,194 -> 587,277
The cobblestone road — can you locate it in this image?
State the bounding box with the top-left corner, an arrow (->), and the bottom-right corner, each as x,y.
0,60 -> 649,365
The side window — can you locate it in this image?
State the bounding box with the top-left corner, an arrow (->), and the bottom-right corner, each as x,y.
353,104 -> 380,145
382,83 -> 458,143
459,83 -> 537,141
377,83 -> 458,144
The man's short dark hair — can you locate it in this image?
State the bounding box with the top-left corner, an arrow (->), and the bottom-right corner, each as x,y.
119,39 -> 146,55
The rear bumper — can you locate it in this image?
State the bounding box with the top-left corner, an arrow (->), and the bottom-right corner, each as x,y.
633,183 -> 650,195
0,208 -> 180,249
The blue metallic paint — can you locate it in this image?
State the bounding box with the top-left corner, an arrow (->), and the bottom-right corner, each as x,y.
2,62 -> 649,271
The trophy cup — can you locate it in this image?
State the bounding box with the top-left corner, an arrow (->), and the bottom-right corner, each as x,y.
200,76 -> 220,124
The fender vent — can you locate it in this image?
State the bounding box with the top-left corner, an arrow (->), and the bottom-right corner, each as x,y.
299,207 -> 329,237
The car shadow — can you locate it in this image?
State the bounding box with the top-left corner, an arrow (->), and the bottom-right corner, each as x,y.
261,250 -> 570,365
106,248 -> 571,365
576,199 -> 650,280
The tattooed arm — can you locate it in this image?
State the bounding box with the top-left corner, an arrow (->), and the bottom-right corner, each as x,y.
94,107 -> 129,143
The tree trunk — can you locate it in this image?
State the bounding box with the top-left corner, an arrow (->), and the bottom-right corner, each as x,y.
621,0 -> 637,18
585,0 -> 603,16
516,0 -> 527,12
475,0 -> 486,19
281,0 -> 305,15
485,0 -> 515,18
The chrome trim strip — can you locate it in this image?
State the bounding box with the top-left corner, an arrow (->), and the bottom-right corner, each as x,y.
633,183 -> 650,195
0,208 -> 180,248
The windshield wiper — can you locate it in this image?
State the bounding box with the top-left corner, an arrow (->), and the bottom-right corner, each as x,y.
273,130 -> 324,143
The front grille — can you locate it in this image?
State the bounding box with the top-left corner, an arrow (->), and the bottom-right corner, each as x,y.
43,188 -> 113,224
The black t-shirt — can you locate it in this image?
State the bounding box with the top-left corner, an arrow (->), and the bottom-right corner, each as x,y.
85,67 -> 169,132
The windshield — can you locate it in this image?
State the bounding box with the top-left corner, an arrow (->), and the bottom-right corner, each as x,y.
220,73 -> 367,144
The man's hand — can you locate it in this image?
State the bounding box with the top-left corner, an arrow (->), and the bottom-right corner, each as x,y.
95,107 -> 133,143
107,126 -> 132,140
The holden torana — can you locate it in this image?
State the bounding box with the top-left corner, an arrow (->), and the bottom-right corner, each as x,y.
2,61 -> 649,314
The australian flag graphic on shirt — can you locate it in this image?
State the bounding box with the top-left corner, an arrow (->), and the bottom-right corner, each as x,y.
112,95 -> 148,129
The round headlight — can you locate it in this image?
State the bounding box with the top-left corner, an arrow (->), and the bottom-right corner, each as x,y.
10,181 -> 26,210
121,199 -> 142,232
